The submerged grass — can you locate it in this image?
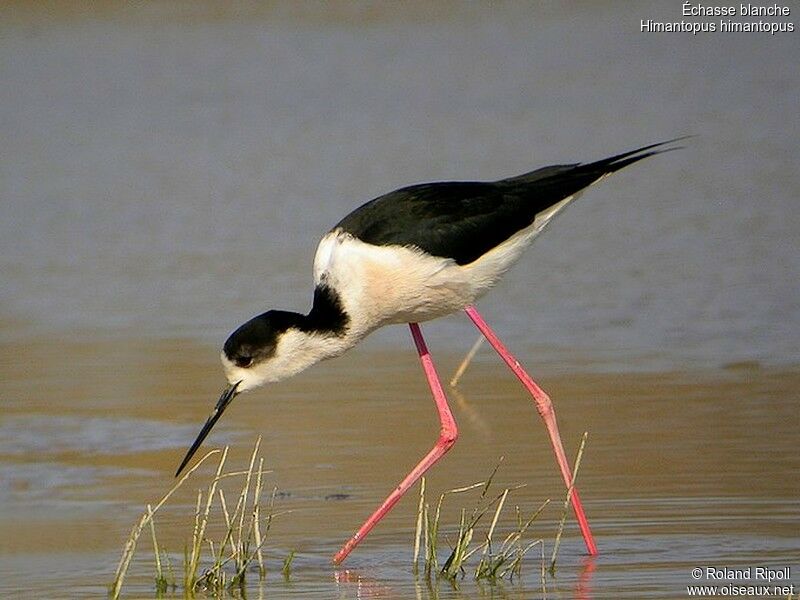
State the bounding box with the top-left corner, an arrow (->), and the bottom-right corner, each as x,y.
112,433 -> 588,596
110,437 -> 290,599
449,335 -> 485,387
412,433 -> 589,589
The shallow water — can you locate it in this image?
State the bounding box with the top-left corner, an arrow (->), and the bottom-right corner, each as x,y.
0,336 -> 798,598
1,2 -> 798,599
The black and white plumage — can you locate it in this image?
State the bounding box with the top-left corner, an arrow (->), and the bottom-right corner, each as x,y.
176,139 -> 681,478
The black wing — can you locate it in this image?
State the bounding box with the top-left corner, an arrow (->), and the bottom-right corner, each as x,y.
335,139 -> 684,265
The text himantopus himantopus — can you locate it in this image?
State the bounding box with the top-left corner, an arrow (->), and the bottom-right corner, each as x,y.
176,139 -> 683,563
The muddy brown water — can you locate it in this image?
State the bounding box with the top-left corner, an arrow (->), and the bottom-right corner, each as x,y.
1,335 -> 798,598
1,2 -> 798,598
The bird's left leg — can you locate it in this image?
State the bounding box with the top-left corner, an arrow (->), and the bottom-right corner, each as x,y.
332,322 -> 458,564
464,304 -> 598,555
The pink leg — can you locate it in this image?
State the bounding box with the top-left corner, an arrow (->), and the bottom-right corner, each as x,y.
333,322 -> 458,564
464,305 -> 598,556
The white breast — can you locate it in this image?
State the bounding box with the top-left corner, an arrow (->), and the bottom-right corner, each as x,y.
314,230 -> 458,333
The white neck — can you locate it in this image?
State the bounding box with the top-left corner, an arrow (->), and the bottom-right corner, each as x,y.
224,326 -> 360,393
269,327 -> 358,381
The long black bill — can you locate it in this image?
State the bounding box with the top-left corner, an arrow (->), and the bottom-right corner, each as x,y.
175,381 -> 241,477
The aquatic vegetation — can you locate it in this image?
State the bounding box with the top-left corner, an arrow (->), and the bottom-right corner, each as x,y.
413,432 -> 588,588
111,434 -> 588,598
110,437 -> 291,599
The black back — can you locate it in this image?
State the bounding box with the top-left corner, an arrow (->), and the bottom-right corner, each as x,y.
335,140 -> 681,265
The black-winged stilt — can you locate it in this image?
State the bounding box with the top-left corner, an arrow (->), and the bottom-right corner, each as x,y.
176,139 -> 682,563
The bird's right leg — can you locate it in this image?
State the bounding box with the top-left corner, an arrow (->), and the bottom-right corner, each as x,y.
464,304 -> 598,556
332,322 -> 458,564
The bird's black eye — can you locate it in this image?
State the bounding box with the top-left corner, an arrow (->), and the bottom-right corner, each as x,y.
235,355 -> 253,368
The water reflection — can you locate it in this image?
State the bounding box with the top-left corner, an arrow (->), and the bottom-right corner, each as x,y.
329,567 -> 594,600
576,557 -> 597,600
448,385 -> 493,445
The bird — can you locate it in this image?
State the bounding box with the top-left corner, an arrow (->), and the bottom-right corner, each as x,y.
176,138 -> 683,564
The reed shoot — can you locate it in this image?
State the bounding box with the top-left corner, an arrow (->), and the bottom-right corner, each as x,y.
110,437 -> 285,599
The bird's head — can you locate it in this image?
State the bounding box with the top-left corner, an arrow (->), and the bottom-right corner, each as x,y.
175,309 -> 348,477
220,311 -> 296,392
175,310 -> 305,476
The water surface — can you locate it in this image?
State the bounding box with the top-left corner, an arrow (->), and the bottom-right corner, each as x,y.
0,2 -> 798,598
1,336 -> 797,598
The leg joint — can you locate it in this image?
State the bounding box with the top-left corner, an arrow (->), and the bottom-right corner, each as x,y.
439,424 -> 459,448
533,394 -> 553,420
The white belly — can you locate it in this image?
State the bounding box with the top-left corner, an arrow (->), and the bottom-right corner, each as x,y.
313,223 -> 546,335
